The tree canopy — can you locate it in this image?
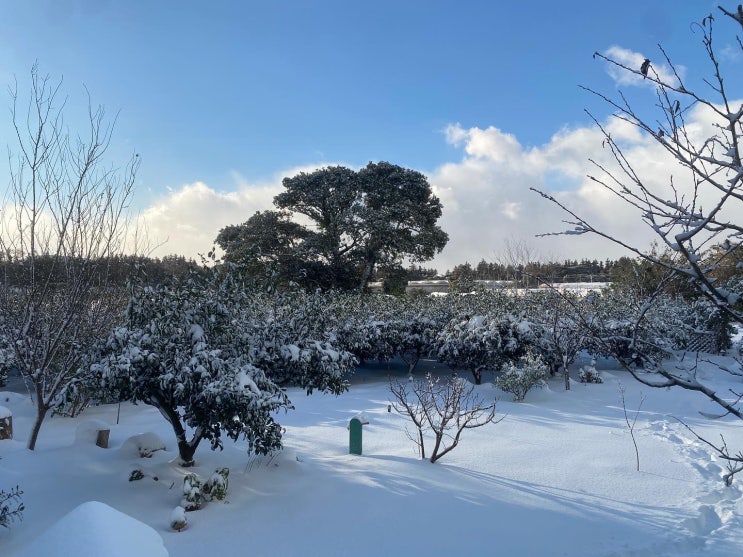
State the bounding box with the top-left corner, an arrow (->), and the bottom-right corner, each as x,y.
216,162 -> 448,290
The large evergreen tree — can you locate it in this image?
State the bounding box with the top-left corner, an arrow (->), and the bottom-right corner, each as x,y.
217,162 -> 448,290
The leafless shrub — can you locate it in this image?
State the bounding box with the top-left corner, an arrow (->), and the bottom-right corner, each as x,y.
389,373 -> 501,463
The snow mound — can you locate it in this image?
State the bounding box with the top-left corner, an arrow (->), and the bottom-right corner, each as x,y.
119,432 -> 166,458
0,404 -> 10,419
15,500 -> 168,557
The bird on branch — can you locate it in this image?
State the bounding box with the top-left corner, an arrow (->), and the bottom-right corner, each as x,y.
640,58 -> 651,78
718,4 -> 743,26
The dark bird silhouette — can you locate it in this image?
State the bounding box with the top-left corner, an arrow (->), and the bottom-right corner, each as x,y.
640,58 -> 651,78
718,4 -> 743,25
673,100 -> 681,114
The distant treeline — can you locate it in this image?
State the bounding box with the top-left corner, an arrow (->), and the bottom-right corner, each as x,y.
0,254 -> 200,288
447,258 -> 619,285
372,258 -> 632,293
0,254 -> 636,291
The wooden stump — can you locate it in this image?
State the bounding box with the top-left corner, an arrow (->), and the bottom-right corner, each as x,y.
0,415 -> 12,440
95,429 -> 110,449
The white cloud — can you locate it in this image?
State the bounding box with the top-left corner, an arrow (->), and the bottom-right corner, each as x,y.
427,101 -> 743,273
141,180 -> 280,259
141,162 -> 348,259
138,103 -> 742,274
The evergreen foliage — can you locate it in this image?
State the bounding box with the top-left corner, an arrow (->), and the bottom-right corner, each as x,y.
495,351 -> 548,402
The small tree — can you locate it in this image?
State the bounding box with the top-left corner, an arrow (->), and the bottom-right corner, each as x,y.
0,66 -> 137,450
534,7 -> 743,482
436,313 -> 541,384
435,315 -> 502,385
99,267 -> 290,466
389,373 -> 499,463
539,291 -> 587,390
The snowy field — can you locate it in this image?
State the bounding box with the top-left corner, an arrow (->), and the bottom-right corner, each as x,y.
2,355 -> 743,556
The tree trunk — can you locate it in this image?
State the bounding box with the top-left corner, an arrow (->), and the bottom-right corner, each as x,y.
27,397 -> 49,451
418,429 -> 426,460
563,355 -> 570,391
471,368 -> 483,385
357,252 -> 376,291
176,439 -> 198,467
151,392 -> 202,466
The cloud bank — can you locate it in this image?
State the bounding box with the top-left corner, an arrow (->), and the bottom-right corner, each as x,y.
142,100 -> 741,274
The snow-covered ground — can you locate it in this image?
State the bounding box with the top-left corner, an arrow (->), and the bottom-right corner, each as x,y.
2,355 -> 743,556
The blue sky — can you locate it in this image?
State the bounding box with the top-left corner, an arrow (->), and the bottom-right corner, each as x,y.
1,0 -> 739,270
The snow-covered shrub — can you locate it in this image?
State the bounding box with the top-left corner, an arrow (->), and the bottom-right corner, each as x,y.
0,339 -> 13,388
681,297 -> 735,353
50,380 -> 93,418
181,473 -> 203,511
436,312 -> 544,385
393,314 -> 440,375
495,352 -> 547,402
578,360 -> 603,384
98,268 -> 291,466
242,288 -> 356,394
202,468 -> 229,502
121,433 -> 167,459
170,506 -> 187,531
0,485 -> 24,528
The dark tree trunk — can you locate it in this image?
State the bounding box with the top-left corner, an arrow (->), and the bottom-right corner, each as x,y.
27,405 -> 48,451
27,384 -> 49,451
357,252 -> 376,291
150,392 -> 202,466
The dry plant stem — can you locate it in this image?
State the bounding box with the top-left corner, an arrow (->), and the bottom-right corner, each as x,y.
619,383 -> 645,472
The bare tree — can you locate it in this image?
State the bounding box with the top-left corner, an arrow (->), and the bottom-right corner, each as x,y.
533,7 -> 743,482
534,8 -> 743,324
0,65 -> 138,450
389,373 -> 500,463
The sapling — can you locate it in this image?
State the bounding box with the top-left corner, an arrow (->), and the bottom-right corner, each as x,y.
619,383 -> 645,472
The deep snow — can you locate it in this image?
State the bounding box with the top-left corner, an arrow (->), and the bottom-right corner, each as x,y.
2,355 -> 743,556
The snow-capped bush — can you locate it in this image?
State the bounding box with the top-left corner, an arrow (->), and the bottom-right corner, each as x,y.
181,474 -> 203,511
120,433 -> 167,459
436,312 -> 545,385
495,352 -> 547,402
0,485 -> 24,528
202,468 -> 229,502
0,339 -> 13,388
170,506 -> 187,532
578,360 -> 603,384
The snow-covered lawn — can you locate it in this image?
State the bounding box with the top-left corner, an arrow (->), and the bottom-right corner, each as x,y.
2,356 -> 743,556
